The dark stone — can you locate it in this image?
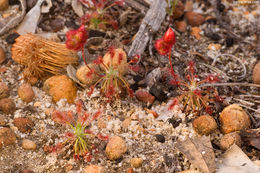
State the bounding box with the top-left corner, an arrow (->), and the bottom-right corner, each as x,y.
206,18 -> 217,24
89,29 -> 106,38
149,85 -> 167,102
226,36 -> 235,47
9,0 -> 20,5
155,134 -> 165,143
65,20 -> 79,29
6,33 -> 20,44
130,83 -> 139,91
133,75 -> 143,82
168,118 -> 182,128
50,18 -> 64,32
217,2 -> 225,12
207,33 -> 221,41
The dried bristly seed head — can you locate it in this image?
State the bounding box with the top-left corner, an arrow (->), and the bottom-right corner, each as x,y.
11,34 -> 78,79
101,48 -> 128,75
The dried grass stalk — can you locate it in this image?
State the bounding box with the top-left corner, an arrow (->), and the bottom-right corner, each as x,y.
11,33 -> 78,79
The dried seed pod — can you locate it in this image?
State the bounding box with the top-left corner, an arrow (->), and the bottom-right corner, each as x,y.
11,33 -> 78,79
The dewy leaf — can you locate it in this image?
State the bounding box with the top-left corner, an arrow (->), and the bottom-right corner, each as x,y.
176,136 -> 216,173
216,144 -> 260,173
16,0 -> 44,35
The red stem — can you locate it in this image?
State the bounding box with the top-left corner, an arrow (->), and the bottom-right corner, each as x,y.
168,47 -> 178,86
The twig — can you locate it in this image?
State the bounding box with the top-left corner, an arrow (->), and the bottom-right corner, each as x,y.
233,98 -> 255,107
237,104 -> 260,118
198,82 -> 260,88
211,54 -> 247,81
199,63 -> 230,81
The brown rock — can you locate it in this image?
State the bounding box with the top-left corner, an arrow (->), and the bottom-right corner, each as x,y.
126,168 -> 134,173
84,165 -> 106,173
185,11 -> 205,26
13,117 -> 34,133
0,98 -> 16,114
191,27 -> 201,40
135,89 -> 155,104
0,127 -> 16,149
76,63 -> 101,86
253,61 -> 260,84
50,18 -> 64,32
0,46 -> 6,64
43,75 -> 77,103
184,0 -> 193,11
0,0 -> 8,11
220,132 -> 242,150
22,169 -> 34,173
193,115 -> 217,135
178,170 -> 201,173
175,20 -> 187,33
219,104 -> 251,134
130,158 -> 143,168
18,83 -> 35,103
0,82 -> 9,99
172,1 -> 184,19
105,136 -> 127,160
22,139 -> 37,150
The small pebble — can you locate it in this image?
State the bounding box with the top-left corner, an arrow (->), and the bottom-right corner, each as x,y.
122,117 -> 131,129
13,117 -> 34,133
0,127 -> 16,149
50,18 -> 64,32
126,168 -> 134,173
130,158 -> 143,168
135,89 -> 155,104
174,20 -> 187,33
220,132 -> 242,150
0,98 -> 16,114
0,82 -> 9,99
18,83 -> 35,103
172,1 -> 184,19
22,169 -> 34,173
253,61 -> 260,85
155,134 -> 165,143
219,104 -> 251,134
43,75 -> 77,103
22,139 -> 37,150
193,115 -> 217,135
185,11 -> 205,26
0,46 -> 6,64
84,165 -> 106,173
0,115 -> 5,126
149,85 -> 167,102
6,33 -> 20,44
191,27 -> 201,40
105,136 -> 127,160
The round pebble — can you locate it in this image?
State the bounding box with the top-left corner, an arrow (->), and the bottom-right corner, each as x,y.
18,83 -> 35,103
0,46 -> 6,64
155,134 -> 165,143
22,139 -> 37,150
13,117 -> 34,133
0,127 -> 16,149
130,158 -> 143,168
219,104 -> 251,134
0,82 -> 9,99
84,165 -> 106,173
220,132 -> 242,150
193,115 -> 217,135
105,136 -> 127,160
0,0 -> 8,11
0,98 -> 16,114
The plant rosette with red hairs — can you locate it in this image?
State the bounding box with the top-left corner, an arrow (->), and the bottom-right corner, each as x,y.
79,0 -> 125,30
49,100 -> 108,161
86,47 -> 139,101
155,28 -> 222,115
